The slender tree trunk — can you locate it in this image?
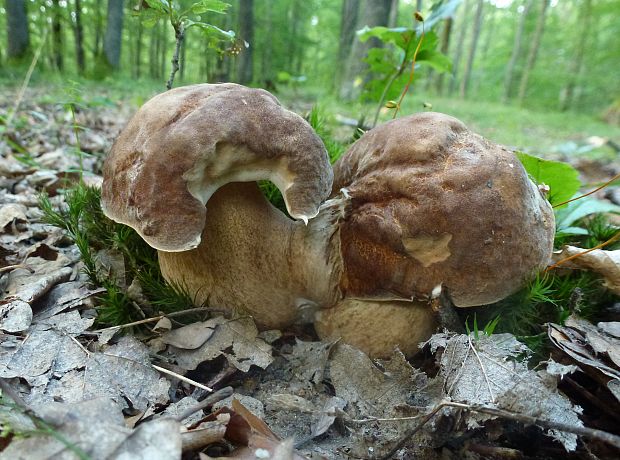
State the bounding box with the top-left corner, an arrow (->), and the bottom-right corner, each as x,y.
5,0 -> 30,60
238,0 -> 254,85
388,0 -> 399,27
160,24 -> 167,79
448,0 -> 469,95
435,17 -> 453,94
502,0 -> 531,103
73,0 -> 86,74
149,22 -> 157,78
94,0 -> 103,60
559,0 -> 592,111
340,0 -> 393,100
179,32 -> 186,82
288,0 -> 300,71
103,0 -> 124,70
517,0 -> 549,105
335,0 -> 360,89
52,0 -> 64,71
459,0 -> 483,98
260,0 -> 273,85
136,19 -> 143,78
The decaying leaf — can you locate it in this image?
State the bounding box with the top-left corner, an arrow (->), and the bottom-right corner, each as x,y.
431,332 -> 584,451
165,316 -> 273,372
0,298 -> 32,332
553,245 -> 620,295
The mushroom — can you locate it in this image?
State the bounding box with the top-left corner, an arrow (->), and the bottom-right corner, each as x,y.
315,112 -> 555,356
101,83 -> 336,330
102,84 -> 554,358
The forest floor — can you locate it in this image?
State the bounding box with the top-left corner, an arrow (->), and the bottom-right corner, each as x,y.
1,81 -> 620,460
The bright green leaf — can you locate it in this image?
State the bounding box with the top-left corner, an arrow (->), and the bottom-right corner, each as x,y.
515,152 -> 581,207
143,0 -> 170,13
189,0 -> 230,15
555,196 -> 620,231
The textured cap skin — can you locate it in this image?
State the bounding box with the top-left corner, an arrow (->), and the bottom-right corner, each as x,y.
102,83 -> 332,252
332,112 -> 555,307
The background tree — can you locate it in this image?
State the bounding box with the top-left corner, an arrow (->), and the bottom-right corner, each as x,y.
237,0 -> 254,85
339,0 -> 394,100
335,0 -> 360,89
517,0 -> 549,105
5,0 -> 30,61
459,0 -> 484,98
103,0 -> 125,71
73,0 -> 86,74
51,0 -> 64,71
559,0 -> 593,111
502,0 -> 532,103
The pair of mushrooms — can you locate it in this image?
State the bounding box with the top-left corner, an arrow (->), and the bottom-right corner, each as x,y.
102,83 -> 554,358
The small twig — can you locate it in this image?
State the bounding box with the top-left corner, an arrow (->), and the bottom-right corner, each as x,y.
553,172 -> 620,208
378,402 -> 447,459
166,22 -> 185,90
92,307 -> 213,332
377,400 -> 620,460
6,30 -> 47,128
152,364 -> 214,393
0,264 -> 34,274
392,15 -> 425,119
468,336 -> 495,404
173,386 -> 233,422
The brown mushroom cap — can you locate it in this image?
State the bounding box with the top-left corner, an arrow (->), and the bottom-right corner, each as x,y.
102,83 -> 332,252
332,112 -> 555,307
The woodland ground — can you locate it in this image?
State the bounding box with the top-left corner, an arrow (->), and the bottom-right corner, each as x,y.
1,79 -> 620,460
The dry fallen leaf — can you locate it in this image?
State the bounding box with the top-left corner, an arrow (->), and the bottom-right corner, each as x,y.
553,245 -> 620,295
165,316 -> 273,372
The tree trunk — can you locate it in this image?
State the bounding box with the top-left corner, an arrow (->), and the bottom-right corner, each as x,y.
448,0 -> 469,95
502,0 -> 531,103
5,0 -> 30,60
136,19 -> 143,78
73,0 -> 86,74
288,0 -> 300,71
52,0 -> 64,71
339,0 -> 393,100
260,0 -> 274,85
517,0 -> 549,105
94,0 -> 103,60
335,0 -> 360,88
435,17 -> 453,95
559,0 -> 592,111
459,0 -> 483,98
103,0 -> 124,70
238,0 -> 254,85
388,0 -> 399,27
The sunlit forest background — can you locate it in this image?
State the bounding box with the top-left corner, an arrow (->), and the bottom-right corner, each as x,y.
2,0 -> 619,155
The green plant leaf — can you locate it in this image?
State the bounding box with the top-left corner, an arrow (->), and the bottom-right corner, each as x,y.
416,49 -> 451,72
143,0 -> 170,13
189,0 -> 230,14
515,152 -> 581,207
358,26 -> 414,51
555,196 -> 620,231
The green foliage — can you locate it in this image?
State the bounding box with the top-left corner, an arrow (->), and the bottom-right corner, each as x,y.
554,196 -> 620,244
39,183 -> 193,326
139,0 -> 236,49
360,26 -> 450,105
515,152 -> 582,207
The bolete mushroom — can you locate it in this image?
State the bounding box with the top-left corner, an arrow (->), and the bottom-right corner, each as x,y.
315,112 -> 555,356
102,84 -> 555,358
102,83 -> 336,330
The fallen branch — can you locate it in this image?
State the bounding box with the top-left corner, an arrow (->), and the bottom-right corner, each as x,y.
378,400 -> 620,460
173,386 -> 233,422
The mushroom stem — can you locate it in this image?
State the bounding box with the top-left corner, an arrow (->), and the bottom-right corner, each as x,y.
157,182 -> 339,329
